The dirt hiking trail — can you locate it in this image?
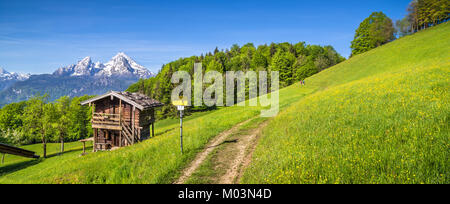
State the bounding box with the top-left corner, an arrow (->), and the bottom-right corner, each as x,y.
174,118 -> 268,184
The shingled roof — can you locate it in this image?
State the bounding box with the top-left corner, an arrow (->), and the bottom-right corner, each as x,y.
80,91 -> 164,110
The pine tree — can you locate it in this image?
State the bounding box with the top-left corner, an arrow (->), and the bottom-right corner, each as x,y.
214,47 -> 219,55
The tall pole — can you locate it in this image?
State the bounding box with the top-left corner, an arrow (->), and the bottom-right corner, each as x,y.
180,110 -> 183,154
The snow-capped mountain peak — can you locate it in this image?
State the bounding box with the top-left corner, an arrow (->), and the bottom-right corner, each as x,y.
71,56 -> 97,76
96,52 -> 154,78
79,56 -> 92,66
0,67 -> 30,91
0,67 -> 30,81
13,72 -> 31,81
53,53 -> 154,79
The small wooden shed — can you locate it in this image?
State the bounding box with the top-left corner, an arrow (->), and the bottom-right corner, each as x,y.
0,143 -> 40,160
81,91 -> 163,151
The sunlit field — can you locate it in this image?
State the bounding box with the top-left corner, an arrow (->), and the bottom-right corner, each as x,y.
242,23 -> 450,184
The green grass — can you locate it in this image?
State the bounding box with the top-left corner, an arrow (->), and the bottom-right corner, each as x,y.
1,23 -> 448,184
241,23 -> 450,184
184,117 -> 269,184
0,141 -> 92,178
1,142 -> 89,166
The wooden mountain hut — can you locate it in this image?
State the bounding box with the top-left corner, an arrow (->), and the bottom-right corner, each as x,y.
81,91 -> 163,151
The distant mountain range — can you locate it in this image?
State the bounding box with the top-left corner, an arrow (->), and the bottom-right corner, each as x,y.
0,68 -> 30,91
53,52 -> 154,78
0,53 -> 155,106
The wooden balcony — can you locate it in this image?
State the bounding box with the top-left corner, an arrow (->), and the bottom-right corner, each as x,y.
92,113 -> 122,130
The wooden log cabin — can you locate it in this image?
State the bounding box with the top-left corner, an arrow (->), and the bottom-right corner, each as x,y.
81,91 -> 163,151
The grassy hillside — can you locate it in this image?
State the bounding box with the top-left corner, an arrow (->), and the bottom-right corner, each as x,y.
0,86 -> 308,183
0,23 -> 448,184
241,23 -> 450,184
0,142 -> 89,167
0,142 -> 93,178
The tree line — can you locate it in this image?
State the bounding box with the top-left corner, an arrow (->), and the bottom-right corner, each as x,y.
0,95 -> 92,157
351,0 -> 448,56
127,42 -> 346,118
397,0 -> 449,37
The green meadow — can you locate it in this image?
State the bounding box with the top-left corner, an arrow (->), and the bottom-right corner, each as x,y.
242,23 -> 450,184
0,23 -> 448,184
0,142 -> 91,174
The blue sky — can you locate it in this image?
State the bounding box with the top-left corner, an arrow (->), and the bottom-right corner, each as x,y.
0,0 -> 412,74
